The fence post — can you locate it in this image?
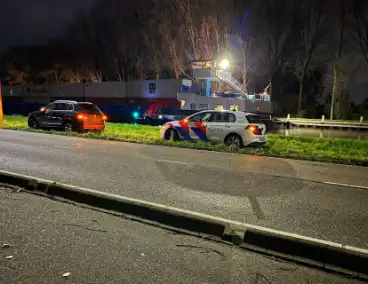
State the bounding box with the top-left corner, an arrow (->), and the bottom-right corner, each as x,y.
287,114 -> 290,120
321,115 -> 325,123
360,116 -> 364,123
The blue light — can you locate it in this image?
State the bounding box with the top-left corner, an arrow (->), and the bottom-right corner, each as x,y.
132,111 -> 139,119
241,11 -> 249,26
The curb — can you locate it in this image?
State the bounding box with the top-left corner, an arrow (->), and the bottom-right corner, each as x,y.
1,170 -> 368,278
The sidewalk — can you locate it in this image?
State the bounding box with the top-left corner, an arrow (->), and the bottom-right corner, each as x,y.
0,185 -> 364,284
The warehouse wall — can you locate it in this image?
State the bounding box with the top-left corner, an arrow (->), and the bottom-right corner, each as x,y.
2,79 -> 181,100
2,79 -> 183,120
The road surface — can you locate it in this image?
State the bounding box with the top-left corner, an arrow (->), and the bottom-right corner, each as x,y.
0,186 -> 364,284
1,129 -> 368,249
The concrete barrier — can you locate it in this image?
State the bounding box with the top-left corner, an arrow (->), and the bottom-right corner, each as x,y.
1,169 -> 367,278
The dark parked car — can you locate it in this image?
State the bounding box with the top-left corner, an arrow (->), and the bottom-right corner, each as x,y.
28,100 -> 107,132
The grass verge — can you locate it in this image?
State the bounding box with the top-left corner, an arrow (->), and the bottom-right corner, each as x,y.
1,115 -> 367,166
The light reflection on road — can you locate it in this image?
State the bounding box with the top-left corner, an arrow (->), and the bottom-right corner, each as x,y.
155,159 -> 305,222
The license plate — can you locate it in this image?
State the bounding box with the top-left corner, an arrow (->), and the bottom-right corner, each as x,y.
88,115 -> 100,124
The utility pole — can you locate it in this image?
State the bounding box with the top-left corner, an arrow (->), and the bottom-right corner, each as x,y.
330,92 -> 335,120
330,60 -> 337,120
0,79 -> 3,123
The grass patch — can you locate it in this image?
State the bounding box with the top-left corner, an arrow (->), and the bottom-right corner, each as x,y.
1,115 -> 367,166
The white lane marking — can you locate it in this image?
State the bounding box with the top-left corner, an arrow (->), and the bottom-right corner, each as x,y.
151,158 -> 190,166
324,181 -> 368,190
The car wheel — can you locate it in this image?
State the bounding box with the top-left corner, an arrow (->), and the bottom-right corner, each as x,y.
165,128 -> 180,142
28,117 -> 39,129
63,121 -> 73,132
224,134 -> 243,148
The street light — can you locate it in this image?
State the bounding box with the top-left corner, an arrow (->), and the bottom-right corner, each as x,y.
219,59 -> 230,70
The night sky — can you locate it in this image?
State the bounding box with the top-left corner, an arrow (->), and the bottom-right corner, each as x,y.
0,0 -> 96,52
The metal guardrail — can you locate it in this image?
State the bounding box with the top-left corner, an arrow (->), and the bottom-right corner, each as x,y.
274,117 -> 368,129
276,118 -> 367,126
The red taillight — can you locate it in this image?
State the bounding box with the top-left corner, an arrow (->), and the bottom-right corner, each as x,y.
102,115 -> 107,121
77,113 -> 88,120
246,125 -> 258,135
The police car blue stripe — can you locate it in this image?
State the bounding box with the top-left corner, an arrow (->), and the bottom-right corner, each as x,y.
174,126 -> 192,140
191,127 -> 209,142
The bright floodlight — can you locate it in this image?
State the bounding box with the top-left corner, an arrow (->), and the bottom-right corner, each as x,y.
219,59 -> 229,69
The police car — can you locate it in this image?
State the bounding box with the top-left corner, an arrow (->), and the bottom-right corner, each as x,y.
160,110 -> 266,147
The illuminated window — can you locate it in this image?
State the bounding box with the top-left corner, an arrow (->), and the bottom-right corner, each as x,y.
180,100 -> 185,107
229,104 -> 239,111
214,105 -> 223,110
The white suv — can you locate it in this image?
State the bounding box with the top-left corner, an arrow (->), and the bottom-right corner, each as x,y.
160,110 -> 266,147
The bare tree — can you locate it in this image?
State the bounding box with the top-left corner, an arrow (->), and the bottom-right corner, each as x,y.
236,34 -> 254,92
114,58 -> 124,81
87,68 -> 103,83
143,25 -> 163,80
59,68 -> 83,83
256,0 -> 300,109
225,0 -> 265,94
134,50 -> 146,80
5,64 -> 28,85
157,9 -> 183,79
174,0 -> 201,60
352,0 -> 368,65
173,0 -> 230,60
294,0 -> 326,116
203,0 -> 232,59
327,0 -> 348,119
114,21 -> 134,81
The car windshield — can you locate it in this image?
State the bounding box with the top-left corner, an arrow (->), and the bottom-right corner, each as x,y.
186,112 -> 211,122
44,103 -> 53,110
246,114 -> 263,123
75,103 -> 102,113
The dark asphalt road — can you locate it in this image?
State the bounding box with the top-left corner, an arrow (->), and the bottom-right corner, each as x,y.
1,130 -> 368,249
0,186 -> 364,284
